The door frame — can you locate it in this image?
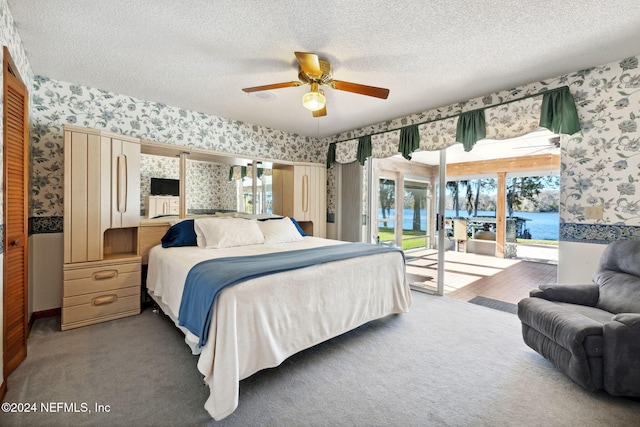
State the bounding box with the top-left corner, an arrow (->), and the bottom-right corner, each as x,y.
369,155 -> 446,295
2,45 -> 29,380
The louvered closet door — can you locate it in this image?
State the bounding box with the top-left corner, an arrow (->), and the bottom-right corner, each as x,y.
3,48 -> 29,377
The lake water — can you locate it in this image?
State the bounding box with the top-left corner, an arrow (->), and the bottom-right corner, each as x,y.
379,209 -> 559,241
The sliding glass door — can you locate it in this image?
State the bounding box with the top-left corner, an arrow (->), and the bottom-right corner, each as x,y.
402,177 -> 430,250
376,175 -> 398,245
369,155 -> 446,296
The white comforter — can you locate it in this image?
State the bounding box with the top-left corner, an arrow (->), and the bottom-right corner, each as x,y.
146,237 -> 411,420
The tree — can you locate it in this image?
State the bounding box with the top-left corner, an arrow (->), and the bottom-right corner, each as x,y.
446,181 -> 460,215
379,178 -> 395,227
446,180 -> 470,217
506,176 -> 558,216
473,179 -> 497,215
405,184 -> 427,231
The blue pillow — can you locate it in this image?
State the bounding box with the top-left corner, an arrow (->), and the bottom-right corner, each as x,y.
161,219 -> 198,248
289,218 -> 309,236
257,216 -> 309,236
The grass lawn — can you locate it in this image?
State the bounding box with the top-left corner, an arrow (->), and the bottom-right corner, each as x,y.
516,239 -> 559,246
378,227 -> 427,251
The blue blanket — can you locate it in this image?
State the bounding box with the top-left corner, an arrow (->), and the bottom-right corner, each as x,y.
178,243 -> 403,347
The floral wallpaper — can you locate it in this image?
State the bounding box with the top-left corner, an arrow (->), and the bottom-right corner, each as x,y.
184,160 -> 238,212
29,75 -> 327,232
325,55 -> 640,244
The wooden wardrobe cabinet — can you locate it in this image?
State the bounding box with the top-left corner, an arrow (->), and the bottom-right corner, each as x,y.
272,164 -> 326,237
62,125 -> 141,330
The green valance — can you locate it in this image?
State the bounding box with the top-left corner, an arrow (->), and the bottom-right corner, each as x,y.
357,135 -> 372,166
456,109 -> 486,152
325,85 -> 581,165
399,124 -> 420,159
228,165 -> 248,181
326,142 -> 336,169
540,87 -> 581,135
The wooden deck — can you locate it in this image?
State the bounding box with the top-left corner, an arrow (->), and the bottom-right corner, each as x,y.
405,246 -> 558,304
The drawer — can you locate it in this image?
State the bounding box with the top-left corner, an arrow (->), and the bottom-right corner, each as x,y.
169,198 -> 179,206
64,263 -> 141,298
62,286 -> 140,327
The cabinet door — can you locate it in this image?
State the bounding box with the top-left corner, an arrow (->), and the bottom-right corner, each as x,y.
293,166 -> 310,221
108,137 -> 140,228
309,165 -> 327,237
64,130 -> 106,263
272,165 -> 326,237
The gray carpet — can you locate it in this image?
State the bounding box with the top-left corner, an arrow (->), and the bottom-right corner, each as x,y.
2,293 -> 639,427
468,295 -> 518,314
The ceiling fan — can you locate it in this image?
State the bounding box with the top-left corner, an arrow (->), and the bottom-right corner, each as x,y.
513,135 -> 561,154
242,52 -> 390,117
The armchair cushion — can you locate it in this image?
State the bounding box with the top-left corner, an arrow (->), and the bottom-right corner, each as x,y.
593,240 -> 640,314
531,283 -> 599,306
518,298 -> 605,357
594,270 -> 640,314
603,313 -> 640,396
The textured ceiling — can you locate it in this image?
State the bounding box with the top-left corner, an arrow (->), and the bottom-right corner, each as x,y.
8,0 -> 640,139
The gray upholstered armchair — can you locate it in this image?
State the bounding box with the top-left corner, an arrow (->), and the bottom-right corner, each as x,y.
518,239 -> 640,396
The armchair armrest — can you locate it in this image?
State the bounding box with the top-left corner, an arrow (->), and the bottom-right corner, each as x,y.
603,313 -> 640,396
530,283 -> 599,306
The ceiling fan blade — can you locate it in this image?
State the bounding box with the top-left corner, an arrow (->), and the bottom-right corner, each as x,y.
331,80 -> 389,99
312,106 -> 327,117
513,145 -> 550,149
242,81 -> 301,93
295,52 -> 323,77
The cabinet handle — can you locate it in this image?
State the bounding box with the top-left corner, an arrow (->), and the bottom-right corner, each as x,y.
302,174 -> 309,213
92,294 -> 117,306
117,154 -> 128,213
92,270 -> 118,281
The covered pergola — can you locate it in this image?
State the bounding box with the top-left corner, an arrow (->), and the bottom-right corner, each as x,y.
443,152 -> 560,258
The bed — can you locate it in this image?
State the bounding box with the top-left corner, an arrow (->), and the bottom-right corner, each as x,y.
142,216 -> 411,420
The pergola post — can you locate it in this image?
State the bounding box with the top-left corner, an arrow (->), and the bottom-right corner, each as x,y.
495,171 -> 506,258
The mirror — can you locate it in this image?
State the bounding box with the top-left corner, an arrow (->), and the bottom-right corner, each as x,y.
140,141 -> 275,218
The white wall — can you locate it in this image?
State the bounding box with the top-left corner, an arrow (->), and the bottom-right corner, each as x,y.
558,241 -> 607,284
29,234 -> 63,312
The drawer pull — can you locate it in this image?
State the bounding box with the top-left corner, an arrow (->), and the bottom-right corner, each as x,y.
92,270 -> 118,281
92,295 -> 118,306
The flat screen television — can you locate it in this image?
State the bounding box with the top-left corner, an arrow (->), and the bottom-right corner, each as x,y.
150,178 -> 179,196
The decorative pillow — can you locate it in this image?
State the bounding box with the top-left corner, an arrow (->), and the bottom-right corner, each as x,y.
257,217 -> 304,244
161,219 -> 198,248
234,212 -> 283,220
258,216 -> 309,237
193,220 -> 207,247
289,217 -> 309,237
195,217 -> 264,249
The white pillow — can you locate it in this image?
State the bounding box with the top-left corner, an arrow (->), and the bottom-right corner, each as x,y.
234,212 -> 283,220
169,217 -> 208,247
167,218 -> 207,248
257,217 -> 304,244
193,220 -> 207,248
195,217 -> 264,249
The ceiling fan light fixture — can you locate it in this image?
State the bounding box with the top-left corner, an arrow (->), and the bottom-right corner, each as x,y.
302,83 -> 325,111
